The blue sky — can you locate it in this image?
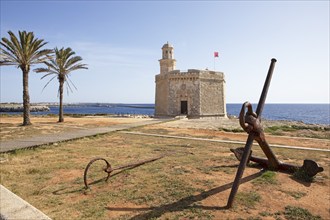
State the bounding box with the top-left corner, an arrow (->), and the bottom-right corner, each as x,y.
0,1 -> 329,104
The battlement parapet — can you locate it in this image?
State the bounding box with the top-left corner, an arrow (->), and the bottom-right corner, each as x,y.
167,70 -> 199,81
200,71 -> 225,81
157,69 -> 225,81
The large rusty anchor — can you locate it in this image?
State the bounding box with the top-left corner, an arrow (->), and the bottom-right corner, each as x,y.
84,155 -> 164,189
227,59 -> 324,208
231,102 -> 324,176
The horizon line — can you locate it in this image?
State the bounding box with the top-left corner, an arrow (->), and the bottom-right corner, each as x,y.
1,102 -> 329,105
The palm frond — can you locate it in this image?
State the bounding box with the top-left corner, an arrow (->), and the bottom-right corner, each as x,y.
18,31 -> 29,63
41,72 -> 57,79
1,30 -> 52,68
64,56 -> 83,69
0,39 -> 18,59
34,69 -> 58,78
0,61 -> 19,66
41,75 -> 57,92
66,64 -> 88,73
0,48 -> 19,63
34,67 -> 50,73
30,49 -> 54,64
0,48 -> 20,66
65,80 -> 73,95
41,59 -> 59,72
0,39 -> 21,65
66,75 -> 78,91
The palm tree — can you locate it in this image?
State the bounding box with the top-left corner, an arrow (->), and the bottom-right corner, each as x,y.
35,47 -> 87,122
0,31 -> 53,125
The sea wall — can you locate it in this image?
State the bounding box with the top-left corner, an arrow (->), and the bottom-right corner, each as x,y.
0,104 -> 50,112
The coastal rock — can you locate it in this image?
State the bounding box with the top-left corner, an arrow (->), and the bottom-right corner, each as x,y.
0,104 -> 50,112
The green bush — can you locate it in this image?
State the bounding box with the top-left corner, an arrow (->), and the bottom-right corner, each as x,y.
236,191 -> 261,208
292,169 -> 314,183
252,170 -> 278,185
284,206 -> 322,220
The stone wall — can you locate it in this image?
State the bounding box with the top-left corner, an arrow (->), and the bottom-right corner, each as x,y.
199,71 -> 226,117
159,59 -> 176,75
155,69 -> 226,118
155,74 -> 169,116
167,75 -> 200,116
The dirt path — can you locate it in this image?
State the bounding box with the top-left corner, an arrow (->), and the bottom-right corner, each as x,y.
1,115 -> 328,151
0,116 -> 169,152
0,115 -> 155,141
137,120 -> 330,150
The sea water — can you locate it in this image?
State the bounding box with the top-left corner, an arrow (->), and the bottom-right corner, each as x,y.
2,103 -> 329,126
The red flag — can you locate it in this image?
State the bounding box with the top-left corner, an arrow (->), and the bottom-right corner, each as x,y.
214,52 -> 219,58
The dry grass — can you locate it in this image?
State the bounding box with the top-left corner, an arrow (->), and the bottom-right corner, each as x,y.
0,116 -> 329,219
0,115 -> 149,141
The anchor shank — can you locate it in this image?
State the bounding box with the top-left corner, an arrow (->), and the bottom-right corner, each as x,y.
256,58 -> 277,117
227,134 -> 255,208
227,58 -> 277,209
111,155 -> 164,171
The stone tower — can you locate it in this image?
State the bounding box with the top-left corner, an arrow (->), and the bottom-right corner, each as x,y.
155,42 -> 226,118
159,42 -> 176,75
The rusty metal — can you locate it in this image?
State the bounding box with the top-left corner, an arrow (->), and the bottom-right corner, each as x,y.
227,58 -> 324,208
84,155 -> 164,189
230,147 -> 324,175
227,58 -> 277,208
239,101 -> 281,169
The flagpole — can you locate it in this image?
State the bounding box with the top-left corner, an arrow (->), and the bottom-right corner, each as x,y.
214,56 -> 215,70
213,51 -> 218,70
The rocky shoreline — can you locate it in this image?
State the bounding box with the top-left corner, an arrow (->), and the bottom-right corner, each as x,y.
0,104 -> 50,112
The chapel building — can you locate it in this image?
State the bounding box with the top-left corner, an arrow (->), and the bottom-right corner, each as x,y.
155,42 -> 227,118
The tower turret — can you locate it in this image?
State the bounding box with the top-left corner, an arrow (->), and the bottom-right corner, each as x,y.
159,42 -> 176,74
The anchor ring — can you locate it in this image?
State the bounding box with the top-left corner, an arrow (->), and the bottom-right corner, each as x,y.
83,157 -> 112,189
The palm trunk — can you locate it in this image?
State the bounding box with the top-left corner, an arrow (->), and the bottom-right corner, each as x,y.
22,67 -> 31,126
59,79 -> 64,122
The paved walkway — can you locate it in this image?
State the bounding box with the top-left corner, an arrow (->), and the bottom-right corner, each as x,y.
0,184 -> 51,220
0,119 -> 170,153
121,131 -> 330,152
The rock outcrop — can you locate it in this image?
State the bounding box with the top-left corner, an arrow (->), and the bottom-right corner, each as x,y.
0,104 -> 50,112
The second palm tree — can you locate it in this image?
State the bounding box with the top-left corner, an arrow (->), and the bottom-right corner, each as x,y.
35,47 -> 88,122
